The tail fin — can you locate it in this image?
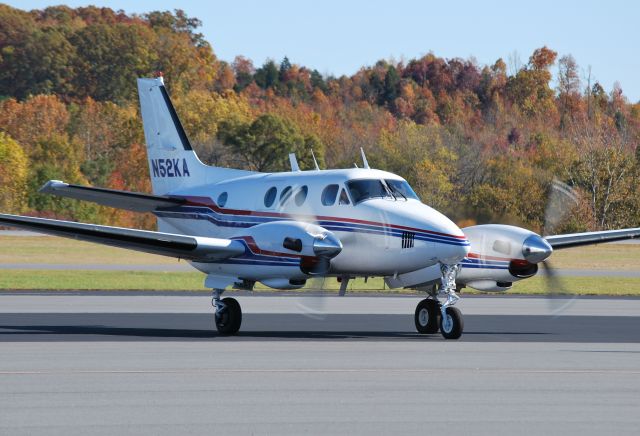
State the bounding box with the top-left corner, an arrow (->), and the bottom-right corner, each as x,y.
137,77 -> 252,195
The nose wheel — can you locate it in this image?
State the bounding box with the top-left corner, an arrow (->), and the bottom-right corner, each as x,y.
414,299 -> 440,334
414,264 -> 465,339
212,290 -> 242,335
439,306 -> 463,339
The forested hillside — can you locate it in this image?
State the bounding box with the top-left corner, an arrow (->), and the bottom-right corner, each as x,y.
1,4 -> 639,232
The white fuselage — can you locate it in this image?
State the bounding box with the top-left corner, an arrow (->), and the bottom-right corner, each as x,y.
152,168 -> 470,283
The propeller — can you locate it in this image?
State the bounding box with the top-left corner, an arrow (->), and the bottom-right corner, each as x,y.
539,179 -> 579,315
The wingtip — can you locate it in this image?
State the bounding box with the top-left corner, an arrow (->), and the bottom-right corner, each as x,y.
39,180 -> 68,194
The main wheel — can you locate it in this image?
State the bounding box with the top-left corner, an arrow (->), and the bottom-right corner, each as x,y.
439,306 -> 463,340
414,299 -> 440,334
215,297 -> 242,335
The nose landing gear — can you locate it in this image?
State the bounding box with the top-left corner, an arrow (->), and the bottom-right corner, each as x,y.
413,263 -> 464,340
414,298 -> 440,334
212,289 -> 242,335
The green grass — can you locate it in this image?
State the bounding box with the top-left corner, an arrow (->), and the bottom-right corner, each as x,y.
509,275 -> 640,296
0,236 -> 178,265
1,235 -> 640,294
1,269 -> 640,295
0,270 -> 206,290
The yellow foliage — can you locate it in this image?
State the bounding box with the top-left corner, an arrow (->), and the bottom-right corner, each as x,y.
0,132 -> 29,213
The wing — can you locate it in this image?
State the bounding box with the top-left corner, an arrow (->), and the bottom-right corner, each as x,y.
545,228 -> 640,249
39,180 -> 184,212
0,213 -> 244,261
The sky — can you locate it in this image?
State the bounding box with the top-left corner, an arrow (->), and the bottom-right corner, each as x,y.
6,0 -> 640,102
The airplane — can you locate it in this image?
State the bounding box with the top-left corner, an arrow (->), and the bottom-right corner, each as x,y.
1,76 -> 639,340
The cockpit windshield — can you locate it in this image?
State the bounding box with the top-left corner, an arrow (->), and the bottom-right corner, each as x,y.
385,179 -> 420,201
346,179 -> 420,204
346,179 -> 393,204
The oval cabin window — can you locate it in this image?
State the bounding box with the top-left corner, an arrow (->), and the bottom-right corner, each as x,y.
264,187 -> 277,208
295,186 -> 308,206
217,192 -> 228,207
280,186 -> 292,204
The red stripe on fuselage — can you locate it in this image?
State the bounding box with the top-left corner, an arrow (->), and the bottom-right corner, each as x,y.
234,236 -> 303,259
467,252 -> 517,262
177,195 -> 467,240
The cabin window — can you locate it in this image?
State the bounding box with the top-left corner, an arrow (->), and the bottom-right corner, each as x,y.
280,186 -> 292,204
294,186 -> 308,206
385,179 -> 420,200
264,187 -> 277,208
321,184 -> 339,206
217,192 -> 228,207
338,188 -> 351,205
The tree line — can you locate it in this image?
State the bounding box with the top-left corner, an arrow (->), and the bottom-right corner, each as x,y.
0,4 -> 639,233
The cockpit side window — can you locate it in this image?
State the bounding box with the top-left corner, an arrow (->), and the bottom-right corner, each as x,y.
338,188 -> 351,205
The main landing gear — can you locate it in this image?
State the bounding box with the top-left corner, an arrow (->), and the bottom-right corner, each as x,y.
212,289 -> 242,335
414,264 -> 464,340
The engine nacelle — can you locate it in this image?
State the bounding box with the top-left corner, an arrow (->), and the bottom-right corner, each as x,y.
236,221 -> 342,259
465,280 -> 512,292
260,278 -> 306,290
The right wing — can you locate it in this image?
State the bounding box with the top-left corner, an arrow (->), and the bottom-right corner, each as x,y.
545,228 -> 640,249
0,213 -> 244,261
39,180 -> 185,212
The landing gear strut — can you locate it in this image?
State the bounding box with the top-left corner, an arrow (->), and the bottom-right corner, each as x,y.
438,263 -> 463,339
212,289 -> 242,335
413,264 -> 464,339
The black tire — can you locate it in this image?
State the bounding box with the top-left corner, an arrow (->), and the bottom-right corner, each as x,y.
414,299 -> 440,334
439,306 -> 463,340
215,297 -> 242,335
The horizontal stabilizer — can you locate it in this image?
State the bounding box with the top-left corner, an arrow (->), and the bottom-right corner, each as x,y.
0,213 -> 244,261
545,228 -> 640,249
39,180 -> 185,212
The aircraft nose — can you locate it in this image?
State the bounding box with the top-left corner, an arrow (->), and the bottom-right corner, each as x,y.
430,218 -> 470,264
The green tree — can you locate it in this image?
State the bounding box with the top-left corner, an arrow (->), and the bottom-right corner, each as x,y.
254,60 -> 279,90
218,114 -> 324,172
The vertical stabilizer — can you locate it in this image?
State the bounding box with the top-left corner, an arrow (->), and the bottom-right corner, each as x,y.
137,77 -> 254,195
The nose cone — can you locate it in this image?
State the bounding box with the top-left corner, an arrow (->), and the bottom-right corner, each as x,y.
522,234 -> 553,263
313,232 -> 343,258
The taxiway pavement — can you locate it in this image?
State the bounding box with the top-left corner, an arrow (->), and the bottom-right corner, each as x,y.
0,293 -> 639,435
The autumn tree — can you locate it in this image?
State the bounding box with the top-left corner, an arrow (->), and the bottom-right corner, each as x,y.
0,132 -> 29,214
557,54 -> 581,129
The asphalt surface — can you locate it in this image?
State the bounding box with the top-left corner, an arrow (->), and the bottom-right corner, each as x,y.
1,293 -> 639,435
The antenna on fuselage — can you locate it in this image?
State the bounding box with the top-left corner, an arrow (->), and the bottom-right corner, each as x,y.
289,153 -> 300,172
310,149 -> 320,171
360,147 -> 370,169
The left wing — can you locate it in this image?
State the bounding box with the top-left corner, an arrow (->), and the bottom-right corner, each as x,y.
39,180 -> 185,212
545,228 -> 640,249
0,213 -> 244,261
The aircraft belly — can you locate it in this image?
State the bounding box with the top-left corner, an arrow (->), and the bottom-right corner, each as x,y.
190,262 -> 305,281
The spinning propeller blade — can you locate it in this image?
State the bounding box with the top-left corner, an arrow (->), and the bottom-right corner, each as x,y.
540,179 -> 579,315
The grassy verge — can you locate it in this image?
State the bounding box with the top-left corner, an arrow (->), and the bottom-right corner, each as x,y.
1,269 -> 640,295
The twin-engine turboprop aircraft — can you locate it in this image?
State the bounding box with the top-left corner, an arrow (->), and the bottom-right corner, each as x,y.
2,76 -> 639,339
